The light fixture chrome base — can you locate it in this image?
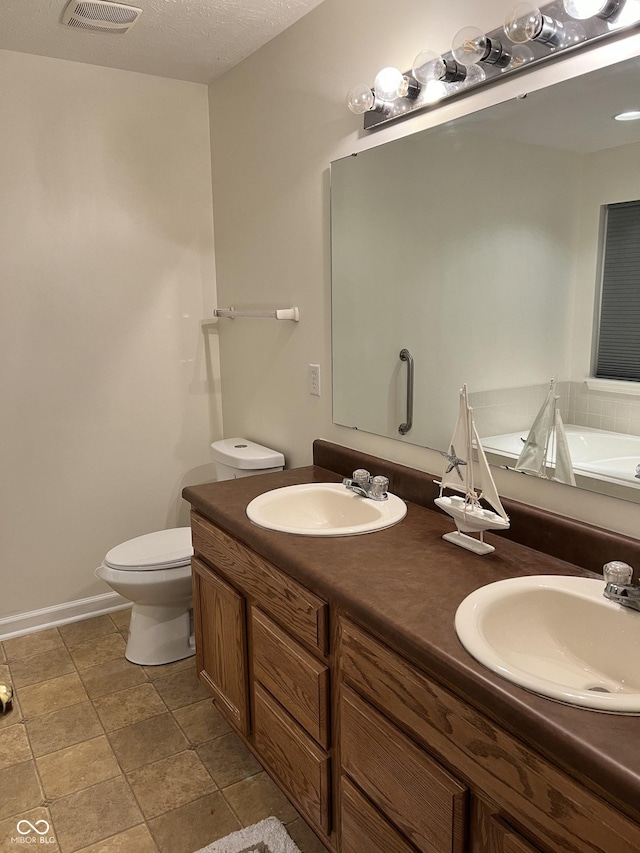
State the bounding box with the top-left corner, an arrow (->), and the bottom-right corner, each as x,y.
363,0 -> 640,130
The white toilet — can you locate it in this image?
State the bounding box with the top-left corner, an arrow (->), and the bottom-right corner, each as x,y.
96,438 -> 284,666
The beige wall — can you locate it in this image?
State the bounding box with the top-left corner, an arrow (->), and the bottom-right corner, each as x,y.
0,50 -> 221,619
209,0 -> 640,540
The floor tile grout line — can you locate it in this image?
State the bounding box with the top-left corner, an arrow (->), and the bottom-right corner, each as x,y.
56,613 -> 120,652
2,622 -> 321,853
143,790 -> 230,853
97,702 -> 169,735
42,747 -> 146,851
81,655 -> 155,849
72,821 -> 152,853
8,625 -> 127,845
6,674 -> 48,821
217,771 -> 266,832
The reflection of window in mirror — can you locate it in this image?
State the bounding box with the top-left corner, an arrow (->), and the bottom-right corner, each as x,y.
594,200 -> 640,382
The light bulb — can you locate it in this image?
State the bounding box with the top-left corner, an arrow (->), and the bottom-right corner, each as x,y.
412,50 -> 447,85
504,2 -> 564,46
374,67 -> 406,101
562,0 -> 621,19
346,84 -> 374,114
504,2 -> 543,42
452,26 -> 512,68
412,49 -> 466,89
452,26 -> 488,66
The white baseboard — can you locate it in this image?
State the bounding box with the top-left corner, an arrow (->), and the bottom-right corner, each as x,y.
0,592 -> 131,642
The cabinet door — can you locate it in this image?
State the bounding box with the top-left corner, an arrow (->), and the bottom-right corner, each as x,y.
192,557 -> 249,735
341,685 -> 467,853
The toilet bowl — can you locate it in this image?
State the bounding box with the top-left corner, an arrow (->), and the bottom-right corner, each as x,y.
95,527 -> 194,666
96,439 -> 284,666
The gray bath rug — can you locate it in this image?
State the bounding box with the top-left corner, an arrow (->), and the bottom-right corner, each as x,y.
193,817 -> 302,853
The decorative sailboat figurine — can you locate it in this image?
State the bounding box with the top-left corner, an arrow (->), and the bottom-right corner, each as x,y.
515,379 -> 576,487
435,385 -> 510,555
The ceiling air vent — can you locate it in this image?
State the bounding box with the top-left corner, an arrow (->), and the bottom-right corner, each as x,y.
61,0 -> 142,34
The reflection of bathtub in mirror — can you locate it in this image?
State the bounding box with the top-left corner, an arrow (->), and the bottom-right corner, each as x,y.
481,426 -> 640,500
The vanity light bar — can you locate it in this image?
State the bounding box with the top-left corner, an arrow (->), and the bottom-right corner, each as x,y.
348,0 -> 640,130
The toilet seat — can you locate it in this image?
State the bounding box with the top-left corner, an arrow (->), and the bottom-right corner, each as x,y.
104,527 -> 193,572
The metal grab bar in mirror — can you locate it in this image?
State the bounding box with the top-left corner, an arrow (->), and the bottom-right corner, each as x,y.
399,348 -> 414,435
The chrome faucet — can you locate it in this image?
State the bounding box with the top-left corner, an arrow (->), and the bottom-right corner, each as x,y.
342,469 -> 389,501
603,561 -> 640,613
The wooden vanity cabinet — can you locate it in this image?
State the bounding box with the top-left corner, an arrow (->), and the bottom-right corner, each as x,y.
337,615 -> 640,853
190,507 -> 640,853
190,511 -> 333,846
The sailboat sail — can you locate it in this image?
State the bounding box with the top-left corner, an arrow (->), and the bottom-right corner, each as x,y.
552,409 -> 576,486
515,382 -> 556,477
439,388 -> 472,493
472,420 -> 509,521
515,379 -> 575,486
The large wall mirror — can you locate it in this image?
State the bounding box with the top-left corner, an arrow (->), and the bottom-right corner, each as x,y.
331,54 -> 640,503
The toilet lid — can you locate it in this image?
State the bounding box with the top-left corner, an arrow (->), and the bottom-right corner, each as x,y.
104,527 -> 193,571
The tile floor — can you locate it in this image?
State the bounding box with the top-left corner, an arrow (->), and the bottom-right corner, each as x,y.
0,610 -> 328,853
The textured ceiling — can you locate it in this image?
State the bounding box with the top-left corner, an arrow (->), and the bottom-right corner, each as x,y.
0,0 -> 325,83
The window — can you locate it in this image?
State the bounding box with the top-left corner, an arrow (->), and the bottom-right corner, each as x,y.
594,200 -> 640,382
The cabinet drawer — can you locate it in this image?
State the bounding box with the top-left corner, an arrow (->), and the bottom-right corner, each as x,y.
339,617 -> 640,853
192,512 -> 328,654
491,817 -> 542,853
253,683 -> 331,835
341,777 -> 416,853
252,607 -> 329,747
341,685 -> 467,853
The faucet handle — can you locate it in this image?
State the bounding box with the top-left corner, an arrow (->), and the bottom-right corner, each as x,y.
352,469 -> 371,484
370,476 -> 389,498
603,561 -> 634,584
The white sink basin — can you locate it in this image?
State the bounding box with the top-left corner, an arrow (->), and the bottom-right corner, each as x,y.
246,483 -> 407,537
455,575 -> 640,713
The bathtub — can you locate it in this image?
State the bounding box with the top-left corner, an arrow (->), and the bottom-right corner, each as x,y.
481,425 -> 640,489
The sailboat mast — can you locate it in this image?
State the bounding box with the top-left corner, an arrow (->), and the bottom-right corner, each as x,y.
540,382 -> 557,477
464,386 -> 475,498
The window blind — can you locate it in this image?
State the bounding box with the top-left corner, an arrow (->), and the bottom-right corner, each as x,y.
595,200 -> 640,382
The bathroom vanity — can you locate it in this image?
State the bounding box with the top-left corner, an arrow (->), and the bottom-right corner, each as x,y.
183,440 -> 640,853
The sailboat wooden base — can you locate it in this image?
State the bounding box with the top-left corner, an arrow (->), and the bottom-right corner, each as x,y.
442,530 -> 495,555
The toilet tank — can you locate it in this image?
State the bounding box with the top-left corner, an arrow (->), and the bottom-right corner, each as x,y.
211,438 -> 285,481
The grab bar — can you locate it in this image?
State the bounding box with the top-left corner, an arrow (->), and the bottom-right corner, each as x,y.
398,348 -> 414,435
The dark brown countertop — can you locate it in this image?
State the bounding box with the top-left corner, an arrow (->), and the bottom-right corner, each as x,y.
183,453 -> 640,826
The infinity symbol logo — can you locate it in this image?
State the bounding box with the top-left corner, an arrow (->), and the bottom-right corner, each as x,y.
16,819 -> 51,835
